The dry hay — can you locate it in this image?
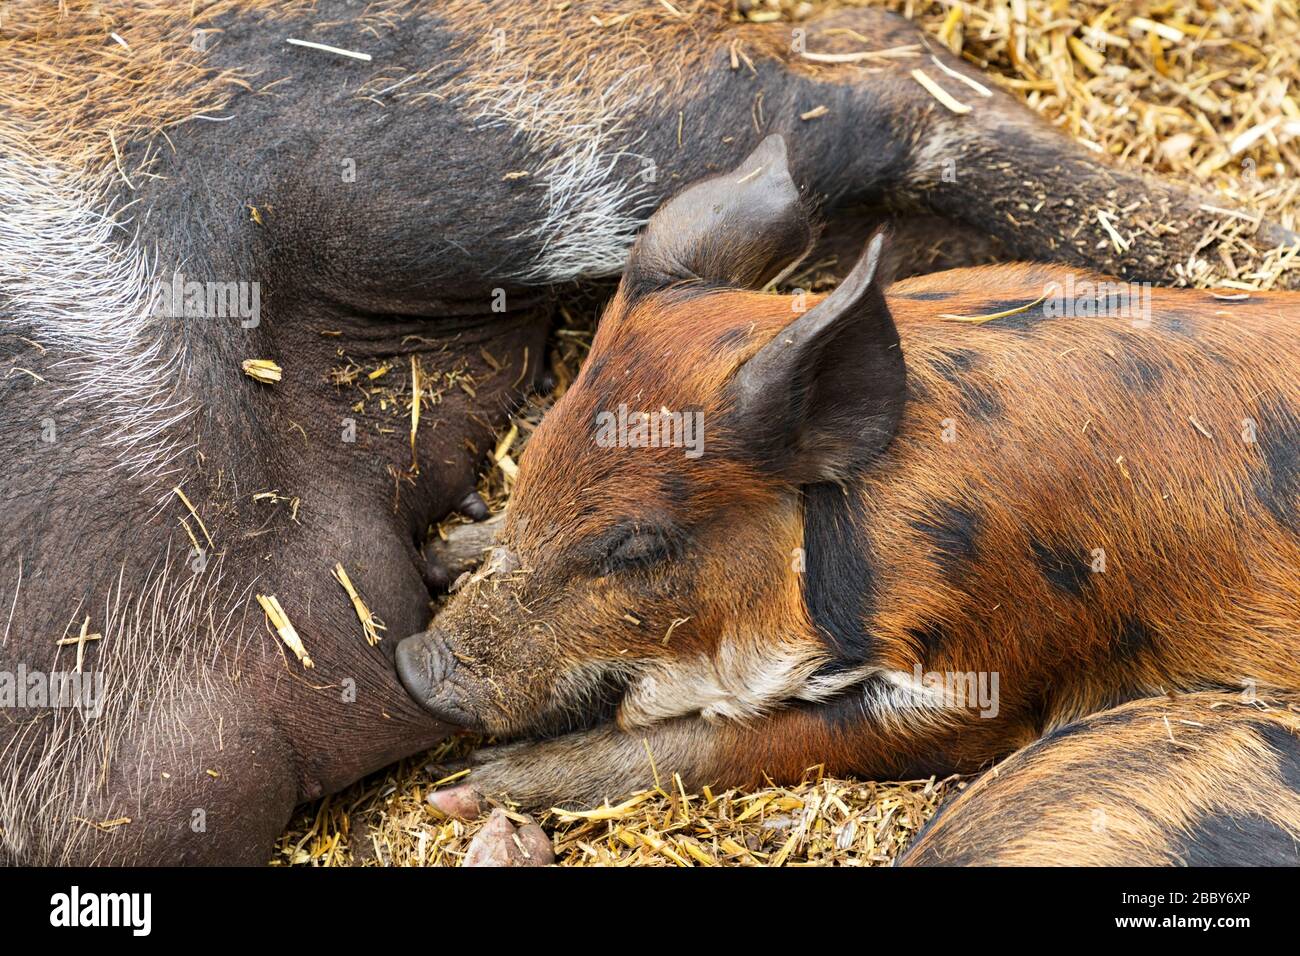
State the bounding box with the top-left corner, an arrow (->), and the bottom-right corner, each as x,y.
866,0 -> 1300,290
276,739 -> 957,867
276,0 -> 1300,865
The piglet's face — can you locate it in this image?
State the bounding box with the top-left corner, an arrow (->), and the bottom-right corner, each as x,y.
396,136 -> 906,739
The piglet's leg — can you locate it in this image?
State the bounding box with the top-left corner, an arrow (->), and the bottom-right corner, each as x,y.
429,702 -> 1021,817
430,724 -> 704,816
422,513 -> 504,592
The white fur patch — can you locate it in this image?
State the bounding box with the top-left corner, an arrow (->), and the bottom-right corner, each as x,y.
865,668 -> 951,715
0,150 -> 193,491
619,637 -> 864,727
456,68 -> 657,283
617,638 -> 973,732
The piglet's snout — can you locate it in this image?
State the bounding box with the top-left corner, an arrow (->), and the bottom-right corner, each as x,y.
396,629 -> 475,729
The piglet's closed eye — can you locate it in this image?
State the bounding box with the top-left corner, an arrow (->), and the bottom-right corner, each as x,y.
727,230 -> 908,484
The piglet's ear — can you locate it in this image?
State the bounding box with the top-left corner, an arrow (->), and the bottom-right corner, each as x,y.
622,134 -> 814,297
727,231 -> 906,484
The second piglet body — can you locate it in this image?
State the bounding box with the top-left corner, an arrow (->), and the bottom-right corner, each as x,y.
397,136 -> 1300,812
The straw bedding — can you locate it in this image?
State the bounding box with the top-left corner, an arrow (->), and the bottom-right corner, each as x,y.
275,0 -> 1300,866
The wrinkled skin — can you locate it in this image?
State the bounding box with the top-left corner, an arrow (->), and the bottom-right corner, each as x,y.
2,0 -> 1293,864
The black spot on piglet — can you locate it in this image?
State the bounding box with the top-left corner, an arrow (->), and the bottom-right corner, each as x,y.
1114,616 -> 1154,663
1250,398 -> 1300,533
906,621 -> 948,660
910,503 -> 980,578
803,482 -> 877,672
1030,537 -> 1094,598
895,290 -> 952,302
